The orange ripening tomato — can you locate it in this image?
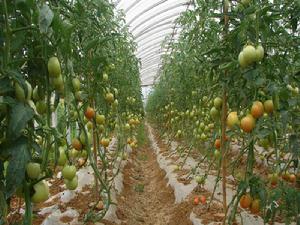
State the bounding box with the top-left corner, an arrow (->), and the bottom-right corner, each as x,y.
240,115 -> 255,133
72,138 -> 82,151
251,101 -> 264,119
250,199 -> 260,214
240,194 -> 252,209
289,174 -> 296,183
214,139 -> 221,149
100,138 -> 110,148
85,107 -> 95,120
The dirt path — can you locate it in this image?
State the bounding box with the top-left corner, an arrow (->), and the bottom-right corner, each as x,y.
114,141 -> 193,225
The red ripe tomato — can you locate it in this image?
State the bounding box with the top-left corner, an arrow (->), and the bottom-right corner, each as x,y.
200,195 -> 206,204
240,194 -> 252,209
194,196 -> 199,205
85,107 -> 95,120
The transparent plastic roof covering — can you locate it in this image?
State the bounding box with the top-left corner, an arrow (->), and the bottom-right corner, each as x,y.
115,0 -> 191,86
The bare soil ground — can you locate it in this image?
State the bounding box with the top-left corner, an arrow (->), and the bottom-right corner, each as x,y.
114,144 -> 193,225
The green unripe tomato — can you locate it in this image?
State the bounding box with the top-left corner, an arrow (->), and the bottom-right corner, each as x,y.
96,114 -> 105,125
26,81 -> 32,100
14,83 -> 24,101
86,121 -> 93,131
114,88 -> 118,96
238,51 -> 248,68
199,122 -> 205,130
15,81 -> 32,102
48,57 -> 61,77
65,175 -> 78,190
36,101 -> 47,115
105,92 -> 114,103
98,125 -> 105,133
80,150 -> 88,159
52,75 -> 64,90
292,87 -> 299,96
72,78 -> 81,91
69,148 -> 79,159
113,99 -> 118,107
200,133 -> 207,141
124,123 -> 131,131
75,91 -> 82,101
103,73 -> 109,82
213,97 -> 223,109
26,162 -> 41,179
210,107 -> 220,120
79,132 -> 91,145
242,45 -> 256,64
31,181 -> 49,203
255,45 -> 264,61
214,150 -> 221,158
32,86 -> 43,101
58,148 -> 67,166
109,63 -> 115,70
195,175 -> 205,185
62,165 -> 76,180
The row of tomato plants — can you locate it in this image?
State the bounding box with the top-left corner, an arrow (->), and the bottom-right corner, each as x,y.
0,1 -> 143,224
146,0 -> 299,224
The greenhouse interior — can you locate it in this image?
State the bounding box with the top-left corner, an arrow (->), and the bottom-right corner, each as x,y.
0,0 -> 299,225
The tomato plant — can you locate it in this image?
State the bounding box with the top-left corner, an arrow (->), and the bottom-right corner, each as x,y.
146,0 -> 300,224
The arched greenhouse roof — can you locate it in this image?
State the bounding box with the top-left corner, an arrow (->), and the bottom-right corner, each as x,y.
115,0 -> 192,87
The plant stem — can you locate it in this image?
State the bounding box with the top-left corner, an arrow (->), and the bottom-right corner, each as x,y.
23,182 -> 32,225
222,1 -> 229,224
221,88 -> 228,224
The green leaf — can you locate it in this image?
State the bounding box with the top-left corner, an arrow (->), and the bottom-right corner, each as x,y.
8,103 -> 34,140
5,136 -> 30,198
1,96 -> 17,107
84,39 -> 100,52
39,4 -> 54,33
255,77 -> 265,86
0,77 -> 13,95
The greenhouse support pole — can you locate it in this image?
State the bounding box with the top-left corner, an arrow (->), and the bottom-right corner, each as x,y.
222,1 -> 229,224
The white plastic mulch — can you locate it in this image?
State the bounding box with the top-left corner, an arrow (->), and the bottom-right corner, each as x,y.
146,124 -> 291,225
39,138 -> 131,225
